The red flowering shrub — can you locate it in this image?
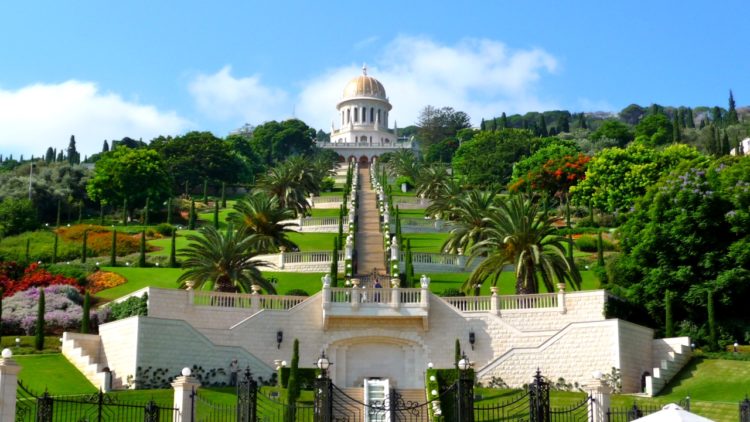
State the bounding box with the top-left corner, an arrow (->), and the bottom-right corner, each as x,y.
0,263 -> 82,298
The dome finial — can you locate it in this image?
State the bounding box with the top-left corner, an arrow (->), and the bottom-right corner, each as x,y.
362,63 -> 367,76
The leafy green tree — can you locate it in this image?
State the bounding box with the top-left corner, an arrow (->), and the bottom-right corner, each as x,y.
442,190 -> 498,253
416,106 -> 471,151
255,159 -> 314,216
635,114 -> 673,147
35,288 -> 45,350
466,195 -> 581,294
138,230 -> 146,267
452,129 -> 534,188
87,147 -> 173,215
228,193 -> 298,253
416,164 -> 451,200
591,120 -> 634,146
509,144 -> 589,198
177,226 -> 274,293
0,198 -> 39,237
247,119 -> 316,166
571,143 -> 702,213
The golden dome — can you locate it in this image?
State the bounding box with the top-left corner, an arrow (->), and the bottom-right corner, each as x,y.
342,66 -> 386,99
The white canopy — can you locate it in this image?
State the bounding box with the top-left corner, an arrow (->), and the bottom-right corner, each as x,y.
633,403 -> 714,422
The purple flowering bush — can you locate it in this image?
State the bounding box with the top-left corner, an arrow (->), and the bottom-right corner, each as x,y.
2,285 -> 90,335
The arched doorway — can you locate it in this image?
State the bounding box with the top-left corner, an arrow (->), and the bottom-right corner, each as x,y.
359,155 -> 369,164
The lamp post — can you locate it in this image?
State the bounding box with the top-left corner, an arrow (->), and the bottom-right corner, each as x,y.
456,353 -> 474,422
315,351 -> 333,422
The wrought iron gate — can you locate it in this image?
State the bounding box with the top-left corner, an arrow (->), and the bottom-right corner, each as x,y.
741,395 -> 750,422
15,381 -> 178,421
549,395 -> 592,422
472,369 -> 557,422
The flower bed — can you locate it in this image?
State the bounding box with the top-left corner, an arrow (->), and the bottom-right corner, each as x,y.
86,271 -> 127,294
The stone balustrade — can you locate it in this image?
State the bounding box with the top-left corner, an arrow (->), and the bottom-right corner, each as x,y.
192,291 -> 307,311
280,216 -> 344,233
255,250 -> 345,272
399,217 -> 452,233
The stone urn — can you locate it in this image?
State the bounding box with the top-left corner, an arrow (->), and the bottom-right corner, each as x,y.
351,278 -> 360,287
251,284 -> 262,294
557,282 -> 566,292
390,278 -> 400,288
185,280 -> 195,290
490,286 -> 499,296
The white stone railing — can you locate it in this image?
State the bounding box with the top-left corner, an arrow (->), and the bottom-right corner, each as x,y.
400,218 -> 452,233
442,296 -> 493,312
441,290 -> 566,315
499,293 -> 558,310
256,251 -> 345,272
300,217 -> 339,227
192,291 -> 308,311
308,196 -> 344,209
394,197 -> 431,208
322,278 -> 431,323
396,252 -> 482,273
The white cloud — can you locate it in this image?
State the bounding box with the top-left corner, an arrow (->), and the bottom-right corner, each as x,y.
0,80 -> 190,158
188,66 -> 289,123
297,36 -> 559,129
187,36 -> 559,131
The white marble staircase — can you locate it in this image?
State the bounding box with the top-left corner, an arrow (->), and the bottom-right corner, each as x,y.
645,337 -> 692,396
61,332 -> 110,391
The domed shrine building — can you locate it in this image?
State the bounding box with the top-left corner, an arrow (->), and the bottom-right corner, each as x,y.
318,66 -> 414,163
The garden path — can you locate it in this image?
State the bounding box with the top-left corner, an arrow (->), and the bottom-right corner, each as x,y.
355,165 -> 386,281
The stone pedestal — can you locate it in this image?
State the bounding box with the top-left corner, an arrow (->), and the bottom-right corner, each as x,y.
0,356 -> 21,422
584,377 -> 612,422
172,375 -> 201,422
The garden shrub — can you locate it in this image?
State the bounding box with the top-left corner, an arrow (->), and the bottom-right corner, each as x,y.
155,223 -> 174,236
0,231 -> 79,263
1,285 -> 86,335
0,263 -> 82,298
0,198 -> 39,237
575,235 -> 616,252
440,288 -> 465,297
284,289 -> 309,297
320,177 -> 336,192
86,271 -> 127,294
44,263 -> 93,284
277,367 -> 319,389
100,293 -> 148,322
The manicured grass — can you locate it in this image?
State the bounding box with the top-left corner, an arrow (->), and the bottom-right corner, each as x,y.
309,208 -> 342,217
96,267 -> 186,300
266,271 -> 327,296
425,271 -> 599,295
0,336 -> 63,354
402,233 -> 450,252
16,354 -> 96,394
286,232 -> 337,251
660,357 -> 750,402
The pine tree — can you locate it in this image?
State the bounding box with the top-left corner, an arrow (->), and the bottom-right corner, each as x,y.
56,199 -> 62,227
81,292 -> 91,334
138,230 -> 147,267
672,113 -> 681,142
169,229 -> 177,268
707,290 -> 717,351
52,232 -> 58,263
221,182 -> 227,208
727,90 -> 739,125
102,140 -> 110,153
331,237 -> 339,287
664,290 -> 674,338
35,288 -> 46,351
110,229 -> 117,266
287,339 -> 301,421
500,112 -> 508,128
188,200 -> 196,230
213,200 -> 219,229
480,118 -> 486,131
81,230 -> 88,263
686,108 -> 695,128
166,197 -> 173,225
143,197 -> 150,225
539,114 -> 548,137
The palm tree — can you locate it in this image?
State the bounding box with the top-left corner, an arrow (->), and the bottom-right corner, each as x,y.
441,190 -> 498,253
177,226 -> 275,293
425,178 -> 464,220
416,164 -> 451,200
465,194 -> 581,295
386,149 -> 422,182
228,192 -> 298,253
256,162 -> 310,216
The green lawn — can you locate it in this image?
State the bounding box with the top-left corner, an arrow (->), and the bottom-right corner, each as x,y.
401,233 -> 450,252
96,267 -> 186,300
426,271 -> 599,295
286,232 -> 337,251
16,354 -> 96,394
309,208 -> 342,217
266,271 -> 327,295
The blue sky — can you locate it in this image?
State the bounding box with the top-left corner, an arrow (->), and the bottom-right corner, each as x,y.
1,0 -> 748,157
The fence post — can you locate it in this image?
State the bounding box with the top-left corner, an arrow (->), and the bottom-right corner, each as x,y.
391,279 -> 400,309
0,350 -> 21,422
740,395 -> 750,422
490,287 -> 500,316
420,275 -> 430,310
322,274 -> 331,311
172,372 -> 201,422
279,246 -> 286,270
557,283 -> 567,314
584,374 -> 612,422
314,375 -> 333,422
529,369 -> 550,422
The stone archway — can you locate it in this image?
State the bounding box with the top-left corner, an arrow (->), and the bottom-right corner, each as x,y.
348,155 -> 357,163
325,335 -> 427,389
359,155 -> 369,164
336,154 -> 345,162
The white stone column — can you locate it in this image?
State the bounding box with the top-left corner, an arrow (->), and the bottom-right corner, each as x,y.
322,274 -> 331,311
420,275 -> 430,310
584,376 -> 612,422
172,374 -> 201,422
557,283 -> 567,314
490,287 -> 500,316
279,246 -> 286,270
457,248 -> 467,269
350,280 -> 360,310
391,278 -> 401,309
0,350 -> 21,422
251,285 -> 261,313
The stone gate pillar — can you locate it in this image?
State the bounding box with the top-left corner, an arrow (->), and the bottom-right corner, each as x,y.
172,371 -> 201,422
0,349 -> 21,422
584,374 -> 612,422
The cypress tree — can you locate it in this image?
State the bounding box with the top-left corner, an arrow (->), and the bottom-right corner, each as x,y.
81,292 -> 91,334
489,119 -> 497,131
0,287 -> 3,341
539,114 -> 548,137
99,202 -> 104,225
664,290 -> 674,338
727,90 -> 739,125
722,131 -> 731,156
52,232 -> 58,263
500,112 -> 508,128
166,197 -> 173,225
56,199 -> 62,227
169,229 -> 177,268
81,230 -> 88,263
597,231 -> 605,267
138,230 -> 147,267
188,200 -> 196,230
102,140 -> 109,153
213,200 -> 219,229
480,118 -> 486,131
406,239 -> 415,286
221,182 -> 227,208
35,288 -> 46,351
672,113 -> 681,142
110,230 -> 117,266
203,180 -> 208,204
686,108 -> 695,128
331,237 -> 339,287
454,339 -> 461,369
287,339 -> 301,422
707,290 -> 717,351
77,201 -> 83,224
123,199 -> 128,226
144,197 -> 150,225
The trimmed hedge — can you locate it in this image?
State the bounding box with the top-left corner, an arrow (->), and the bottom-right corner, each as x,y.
277,367 -> 319,390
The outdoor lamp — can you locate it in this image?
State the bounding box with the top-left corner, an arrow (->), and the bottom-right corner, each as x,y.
469,332 -> 476,350
1,348 -> 12,359
592,370 -> 603,380
281,360 -> 287,367
317,351 -> 332,377
427,362 -> 433,369
277,331 -> 283,349
458,355 -> 470,371
15,338 -> 20,348
181,367 -> 192,377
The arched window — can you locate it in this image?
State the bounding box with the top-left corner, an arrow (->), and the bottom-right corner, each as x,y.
362,107 -> 366,122
370,108 -> 374,122
377,109 -> 381,123
354,108 -> 359,122
347,109 -> 351,123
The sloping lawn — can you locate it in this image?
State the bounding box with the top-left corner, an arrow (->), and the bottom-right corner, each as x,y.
286,232 -> 337,251
426,271 -> 599,295
16,354 -> 96,394
660,357 -> 750,402
96,267 -> 186,300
